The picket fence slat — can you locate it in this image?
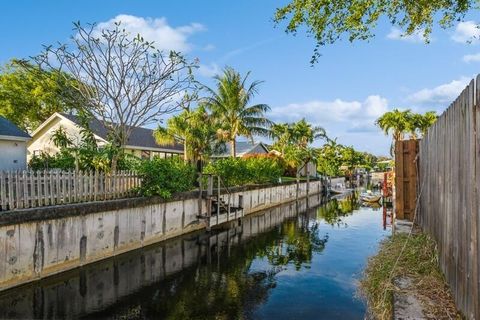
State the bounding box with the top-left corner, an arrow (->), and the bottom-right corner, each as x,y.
0,170 -> 140,211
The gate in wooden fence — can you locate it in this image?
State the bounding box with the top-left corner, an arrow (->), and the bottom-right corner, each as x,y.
394,139 -> 418,221
0,170 -> 141,211
418,75 -> 480,319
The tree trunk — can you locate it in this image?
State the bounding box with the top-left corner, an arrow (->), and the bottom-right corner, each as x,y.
111,154 -> 118,173
183,137 -> 188,162
230,138 -> 236,158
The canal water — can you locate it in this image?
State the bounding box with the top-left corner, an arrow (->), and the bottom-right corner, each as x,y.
0,194 -> 390,320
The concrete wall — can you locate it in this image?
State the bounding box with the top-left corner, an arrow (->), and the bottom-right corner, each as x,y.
0,139 -> 28,171
0,180 -> 322,292
0,194 -> 324,319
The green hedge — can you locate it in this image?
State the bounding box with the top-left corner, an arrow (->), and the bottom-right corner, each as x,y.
203,156 -> 284,187
137,157 -> 197,198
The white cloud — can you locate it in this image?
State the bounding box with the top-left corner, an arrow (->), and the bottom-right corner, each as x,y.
270,95 -> 388,124
386,27 -> 428,43
197,63 -> 220,78
95,14 -> 206,52
268,95 -> 391,153
451,21 -> 480,43
463,53 -> 480,63
407,76 -> 470,106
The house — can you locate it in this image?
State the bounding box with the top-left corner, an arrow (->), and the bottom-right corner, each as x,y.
212,141 -> 269,158
0,116 -> 31,170
28,112 -> 183,160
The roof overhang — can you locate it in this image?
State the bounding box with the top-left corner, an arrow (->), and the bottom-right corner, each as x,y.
29,112 -> 107,144
124,145 -> 184,153
0,134 -> 31,142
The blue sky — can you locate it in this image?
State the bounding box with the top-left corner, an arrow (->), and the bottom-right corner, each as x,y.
1,1 -> 480,155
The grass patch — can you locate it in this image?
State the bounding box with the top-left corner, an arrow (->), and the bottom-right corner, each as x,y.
359,232 -> 461,319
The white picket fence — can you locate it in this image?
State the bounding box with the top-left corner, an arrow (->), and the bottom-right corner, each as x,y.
0,170 -> 141,211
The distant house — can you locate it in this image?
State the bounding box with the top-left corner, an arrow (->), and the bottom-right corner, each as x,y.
212,141 -> 269,158
0,116 -> 31,170
28,113 -> 183,160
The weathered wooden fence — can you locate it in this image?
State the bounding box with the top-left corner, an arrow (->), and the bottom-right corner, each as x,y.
418,75 -> 479,319
0,170 -> 141,211
394,139 -> 418,221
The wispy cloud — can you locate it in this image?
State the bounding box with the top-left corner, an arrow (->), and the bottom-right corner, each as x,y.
386,27 -> 428,43
95,14 -> 206,52
218,36 -> 283,64
407,76 -> 471,107
197,63 -> 220,77
451,21 -> 480,43
463,53 -> 480,63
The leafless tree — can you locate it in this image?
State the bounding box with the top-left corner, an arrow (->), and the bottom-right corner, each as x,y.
32,21 -> 197,170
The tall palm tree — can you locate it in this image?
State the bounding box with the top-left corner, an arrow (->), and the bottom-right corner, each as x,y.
205,67 -> 272,157
154,105 -> 218,162
375,108 -> 413,142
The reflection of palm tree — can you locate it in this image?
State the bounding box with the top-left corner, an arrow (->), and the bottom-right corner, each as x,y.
262,219 -> 329,270
317,194 -> 359,227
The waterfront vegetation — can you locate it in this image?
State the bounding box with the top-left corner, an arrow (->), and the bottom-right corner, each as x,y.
137,157 -> 197,198
360,232 -> 461,320
2,20 -> 393,199
203,155 -> 285,187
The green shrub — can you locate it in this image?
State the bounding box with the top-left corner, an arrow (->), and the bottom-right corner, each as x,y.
29,151 -> 75,171
137,157 -> 197,198
29,149 -> 141,172
203,156 -> 284,187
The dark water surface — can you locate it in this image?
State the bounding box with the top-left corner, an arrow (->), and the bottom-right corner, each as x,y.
0,194 -> 389,320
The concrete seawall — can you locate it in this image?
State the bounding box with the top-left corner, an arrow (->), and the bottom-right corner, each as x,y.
0,195 -> 324,319
0,180 -> 323,291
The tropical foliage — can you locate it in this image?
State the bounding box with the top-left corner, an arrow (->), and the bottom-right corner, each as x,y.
375,109 -> 438,141
205,67 -> 272,157
137,157 -> 197,198
270,119 -> 327,177
203,155 -> 284,187
29,117 -> 140,172
0,59 -> 84,131
274,0 -> 476,63
154,104 -> 221,162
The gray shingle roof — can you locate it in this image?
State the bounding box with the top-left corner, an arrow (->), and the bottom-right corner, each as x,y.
60,113 -> 183,152
214,141 -> 269,157
0,116 -> 31,139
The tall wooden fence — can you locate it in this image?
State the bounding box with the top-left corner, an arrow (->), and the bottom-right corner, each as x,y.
418,75 -> 479,319
394,139 -> 418,221
0,170 -> 141,211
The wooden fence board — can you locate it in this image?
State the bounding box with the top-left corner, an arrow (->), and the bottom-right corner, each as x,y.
418,75 -> 480,319
395,139 -> 418,221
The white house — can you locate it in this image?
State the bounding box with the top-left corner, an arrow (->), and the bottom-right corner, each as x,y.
0,116 -> 31,170
28,112 -> 184,160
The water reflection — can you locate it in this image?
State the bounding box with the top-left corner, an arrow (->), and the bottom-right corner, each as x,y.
317,193 -> 360,227
0,193 -> 388,320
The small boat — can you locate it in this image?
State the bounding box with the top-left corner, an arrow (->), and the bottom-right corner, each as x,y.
360,191 -> 382,203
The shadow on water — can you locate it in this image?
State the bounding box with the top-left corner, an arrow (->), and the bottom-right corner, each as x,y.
0,193 -> 388,320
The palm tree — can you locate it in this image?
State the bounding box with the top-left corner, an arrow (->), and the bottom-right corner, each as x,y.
417,111 -> 438,136
270,119 -> 327,154
291,118 -> 328,148
375,108 -> 413,142
154,105 -> 218,162
205,67 -> 272,157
